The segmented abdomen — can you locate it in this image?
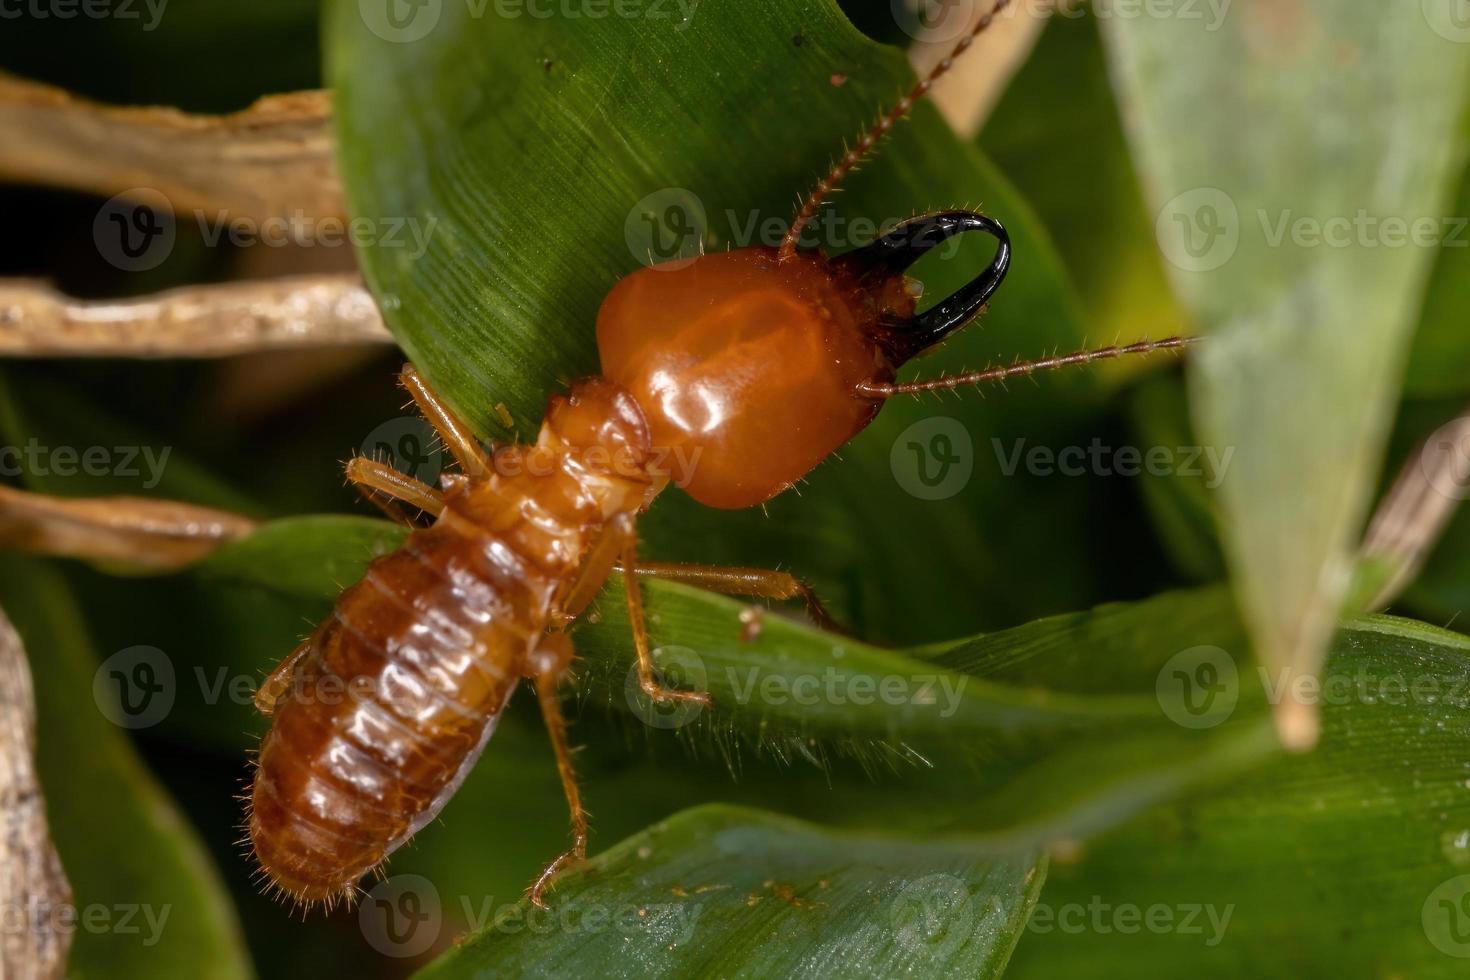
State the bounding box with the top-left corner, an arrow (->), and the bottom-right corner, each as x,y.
248,517 -> 558,905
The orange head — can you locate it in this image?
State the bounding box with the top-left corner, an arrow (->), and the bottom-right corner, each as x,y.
597,211 -> 1010,509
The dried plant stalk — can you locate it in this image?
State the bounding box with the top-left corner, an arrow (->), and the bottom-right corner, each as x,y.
0,275 -> 392,357
0,485 -> 256,570
0,604 -> 72,979
0,74 -> 342,221
911,0 -> 1048,137
1361,405 -> 1470,610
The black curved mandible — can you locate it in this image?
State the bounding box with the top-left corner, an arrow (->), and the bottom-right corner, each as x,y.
835,210 -> 1011,363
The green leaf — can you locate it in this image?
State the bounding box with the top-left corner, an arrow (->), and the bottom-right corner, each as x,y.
160,517 -> 1280,864
1101,3 -> 1470,746
327,0 -> 1121,641
416,805 -> 1045,980
0,557 -> 251,979
1003,615 -> 1470,978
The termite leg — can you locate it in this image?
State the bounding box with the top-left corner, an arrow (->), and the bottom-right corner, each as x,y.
617,521 -> 713,708
345,456 -> 444,525
617,560 -> 840,634
255,638 -> 311,717
398,364 -> 492,479
526,632 -> 589,910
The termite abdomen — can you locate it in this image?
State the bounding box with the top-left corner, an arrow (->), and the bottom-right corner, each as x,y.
248,531 -> 529,906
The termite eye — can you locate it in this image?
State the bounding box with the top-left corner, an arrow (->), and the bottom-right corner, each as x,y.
834,210 -> 1011,365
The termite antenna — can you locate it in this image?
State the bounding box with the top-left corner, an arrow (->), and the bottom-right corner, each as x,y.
856,336 -> 1200,398
778,0 -> 1014,264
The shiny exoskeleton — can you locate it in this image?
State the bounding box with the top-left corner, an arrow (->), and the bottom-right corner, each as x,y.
248,0 -> 1190,909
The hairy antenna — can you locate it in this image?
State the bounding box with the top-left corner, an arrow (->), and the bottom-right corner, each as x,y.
777,0 -> 1015,264
855,337 -> 1199,398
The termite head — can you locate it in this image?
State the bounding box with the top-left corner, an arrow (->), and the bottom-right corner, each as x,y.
596,210 -> 1009,509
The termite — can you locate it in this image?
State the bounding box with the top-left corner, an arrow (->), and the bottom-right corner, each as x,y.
247,1 -> 1192,910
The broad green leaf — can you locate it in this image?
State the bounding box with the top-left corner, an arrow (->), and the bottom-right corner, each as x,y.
328,0 -> 1120,641
416,805 -> 1045,979
982,10 -> 1183,355
1101,3 -> 1470,746
0,557 -> 251,979
1003,615 -> 1470,979
143,518 -> 1281,905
